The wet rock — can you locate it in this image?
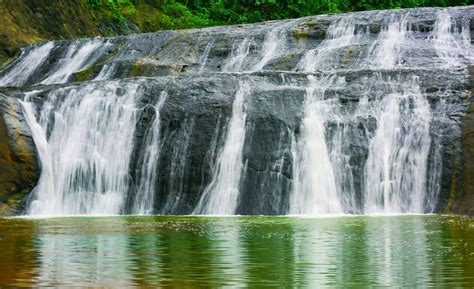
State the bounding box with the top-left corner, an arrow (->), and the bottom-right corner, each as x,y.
454,66 -> 474,215
293,19 -> 330,40
0,94 -> 39,215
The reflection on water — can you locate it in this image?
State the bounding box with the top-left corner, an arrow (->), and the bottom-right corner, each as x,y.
0,216 -> 473,287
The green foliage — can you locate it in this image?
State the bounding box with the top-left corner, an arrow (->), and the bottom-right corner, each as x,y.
87,0 -> 102,9
85,0 -> 471,32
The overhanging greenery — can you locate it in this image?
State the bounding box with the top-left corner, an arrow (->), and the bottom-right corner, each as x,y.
86,0 -> 471,32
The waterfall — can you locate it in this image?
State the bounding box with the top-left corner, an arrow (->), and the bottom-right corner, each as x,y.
364,77 -> 431,214
132,91 -> 168,215
21,81 -> 141,215
290,17 -> 358,214
290,11 -> 444,214
0,6 -> 472,216
250,21 -> 292,71
296,17 -> 356,72
431,10 -> 473,67
20,92 -> 56,211
41,40 -> 109,85
0,42 -> 54,86
194,20 -> 297,214
193,81 -> 249,215
360,13 -> 431,213
222,38 -> 252,72
95,63 -> 118,80
290,76 -> 343,214
367,15 -> 409,68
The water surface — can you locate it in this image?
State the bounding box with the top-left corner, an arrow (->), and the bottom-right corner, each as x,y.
0,215 -> 473,287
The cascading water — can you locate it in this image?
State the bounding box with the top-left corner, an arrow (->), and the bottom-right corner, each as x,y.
0,42 -> 54,86
364,77 -> 431,214
20,91 -> 56,211
250,21 -> 293,71
193,82 -> 249,215
359,14 -> 429,214
432,10 -> 473,67
95,63 -> 118,80
0,6 -> 472,216
192,20 -> 297,214
132,91 -> 168,215
366,16 -> 409,68
290,17 -> 357,214
41,40 -> 109,85
289,9 -> 467,214
296,17 -> 356,72
290,76 -> 343,214
21,82 -> 141,215
222,38 -> 252,72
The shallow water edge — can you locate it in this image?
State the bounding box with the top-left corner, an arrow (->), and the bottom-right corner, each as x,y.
0,215 -> 473,287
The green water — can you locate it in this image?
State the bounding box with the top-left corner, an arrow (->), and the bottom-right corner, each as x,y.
0,215 -> 473,287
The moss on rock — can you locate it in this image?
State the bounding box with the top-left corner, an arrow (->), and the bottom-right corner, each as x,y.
73,66 -> 99,82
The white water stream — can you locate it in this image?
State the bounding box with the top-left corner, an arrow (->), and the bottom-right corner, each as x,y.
21,82 -> 141,215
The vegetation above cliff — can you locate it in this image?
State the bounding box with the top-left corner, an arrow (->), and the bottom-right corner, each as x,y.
86,0 -> 471,31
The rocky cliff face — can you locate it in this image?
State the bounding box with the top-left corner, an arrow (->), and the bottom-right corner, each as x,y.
0,6 -> 472,216
0,93 -> 39,215
455,66 -> 474,215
